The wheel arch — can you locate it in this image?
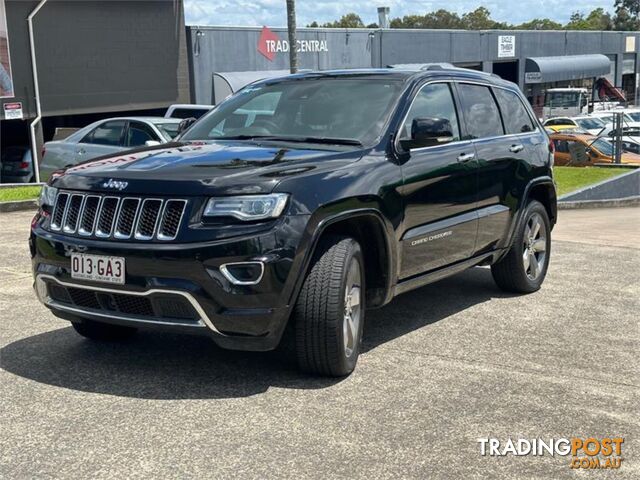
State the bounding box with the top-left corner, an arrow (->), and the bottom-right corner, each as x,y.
290,209 -> 397,309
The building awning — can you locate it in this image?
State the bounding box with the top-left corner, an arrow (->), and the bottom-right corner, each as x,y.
524,54 -> 611,84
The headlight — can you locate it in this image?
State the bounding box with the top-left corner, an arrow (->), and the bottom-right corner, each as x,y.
38,185 -> 58,208
204,194 -> 289,221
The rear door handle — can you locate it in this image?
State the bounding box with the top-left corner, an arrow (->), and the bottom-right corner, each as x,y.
457,152 -> 475,163
509,144 -> 525,153
77,148 -> 86,155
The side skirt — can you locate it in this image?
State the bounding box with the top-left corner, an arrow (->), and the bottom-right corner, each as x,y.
393,250 -> 504,297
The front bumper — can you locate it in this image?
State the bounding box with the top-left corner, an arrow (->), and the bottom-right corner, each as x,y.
30,212 -> 310,351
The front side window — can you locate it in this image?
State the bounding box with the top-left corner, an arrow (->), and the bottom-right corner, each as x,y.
81,121 -> 125,146
182,78 -> 404,146
493,88 -> 536,134
457,84 -> 504,139
400,83 -> 460,141
126,121 -> 158,147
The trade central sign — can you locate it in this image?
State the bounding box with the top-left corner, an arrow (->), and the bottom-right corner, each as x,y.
257,26 -> 328,61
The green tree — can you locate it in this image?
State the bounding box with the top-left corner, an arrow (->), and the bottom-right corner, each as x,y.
514,18 -> 563,30
613,0 -> 640,30
322,13 -> 365,28
461,7 -> 506,29
566,8 -> 613,30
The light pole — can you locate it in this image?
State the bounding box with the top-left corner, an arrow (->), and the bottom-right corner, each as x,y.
286,0 -> 297,73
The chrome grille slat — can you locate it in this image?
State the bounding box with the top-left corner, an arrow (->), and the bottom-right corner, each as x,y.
157,200 -> 187,241
62,194 -> 84,233
135,199 -> 163,240
50,193 -> 69,231
49,191 -> 187,241
114,198 -> 141,239
78,196 -> 101,236
95,197 -> 120,238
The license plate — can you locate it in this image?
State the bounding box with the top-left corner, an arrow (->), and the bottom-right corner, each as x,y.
71,253 -> 125,285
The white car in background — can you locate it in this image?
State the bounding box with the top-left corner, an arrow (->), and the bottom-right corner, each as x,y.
589,111 -> 634,124
623,108 -> 640,122
164,104 -> 213,119
597,121 -> 640,155
40,117 -> 182,181
542,116 -> 605,135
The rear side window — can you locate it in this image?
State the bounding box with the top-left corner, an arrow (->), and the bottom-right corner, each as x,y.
400,83 -> 460,141
457,84 -> 504,139
494,88 -> 536,134
82,121 -> 125,146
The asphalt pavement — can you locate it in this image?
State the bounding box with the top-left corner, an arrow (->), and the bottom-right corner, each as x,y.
1,208 -> 639,479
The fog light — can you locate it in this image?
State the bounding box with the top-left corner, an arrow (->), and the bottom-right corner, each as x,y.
219,262 -> 264,285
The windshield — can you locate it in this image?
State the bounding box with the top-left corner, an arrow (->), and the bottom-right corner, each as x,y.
182,77 -> 404,146
545,92 -> 580,108
592,138 -> 614,156
627,112 -> 640,122
575,117 -> 604,130
153,122 -> 181,141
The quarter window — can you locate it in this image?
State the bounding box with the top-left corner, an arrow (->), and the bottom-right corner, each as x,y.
494,88 -> 536,134
400,83 -> 460,141
457,84 -> 504,139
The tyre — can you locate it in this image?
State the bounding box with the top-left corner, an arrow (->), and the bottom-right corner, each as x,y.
491,200 -> 551,293
294,236 -> 365,377
72,319 -> 137,341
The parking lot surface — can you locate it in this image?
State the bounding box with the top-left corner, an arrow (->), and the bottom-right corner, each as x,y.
1,208 -> 639,479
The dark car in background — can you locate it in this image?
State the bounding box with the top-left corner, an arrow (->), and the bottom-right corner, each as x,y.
1,146 -> 33,183
31,67 -> 556,376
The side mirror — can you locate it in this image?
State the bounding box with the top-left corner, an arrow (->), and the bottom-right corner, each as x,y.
145,140 -> 161,147
177,117 -> 197,135
400,117 -> 454,150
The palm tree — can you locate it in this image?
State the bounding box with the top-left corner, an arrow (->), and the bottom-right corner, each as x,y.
286,0 -> 298,73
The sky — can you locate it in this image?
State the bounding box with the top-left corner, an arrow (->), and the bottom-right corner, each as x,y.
183,0 -> 617,27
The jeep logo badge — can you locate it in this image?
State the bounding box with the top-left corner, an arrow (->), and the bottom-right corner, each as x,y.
102,179 -> 128,191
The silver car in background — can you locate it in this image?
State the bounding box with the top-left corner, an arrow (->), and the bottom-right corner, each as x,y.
40,117 -> 182,181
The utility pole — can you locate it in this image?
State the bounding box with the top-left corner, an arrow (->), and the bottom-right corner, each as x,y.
286,0 -> 298,73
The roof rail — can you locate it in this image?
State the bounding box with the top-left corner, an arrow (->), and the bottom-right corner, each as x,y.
387,63 -> 502,79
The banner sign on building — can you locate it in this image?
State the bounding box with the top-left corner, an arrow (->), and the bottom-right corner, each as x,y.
498,35 -> 515,58
0,0 -> 14,99
257,26 -> 328,62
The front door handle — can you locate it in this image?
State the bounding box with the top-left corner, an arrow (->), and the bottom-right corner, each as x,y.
457,152 -> 475,163
509,144 -> 525,153
77,148 -> 86,155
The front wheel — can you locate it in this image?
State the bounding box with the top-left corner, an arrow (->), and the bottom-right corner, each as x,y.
294,236 -> 365,377
491,200 -> 551,293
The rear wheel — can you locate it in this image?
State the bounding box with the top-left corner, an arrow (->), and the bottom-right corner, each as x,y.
294,236 -> 365,377
72,319 -> 137,341
491,200 -> 551,293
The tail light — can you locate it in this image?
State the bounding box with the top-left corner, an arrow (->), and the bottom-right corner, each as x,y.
548,138 -> 555,154
41,146 -> 46,158
19,161 -> 29,169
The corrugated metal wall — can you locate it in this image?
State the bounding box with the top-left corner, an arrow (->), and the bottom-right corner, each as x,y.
187,26 -> 373,104
187,26 -> 640,104
2,0 -> 190,120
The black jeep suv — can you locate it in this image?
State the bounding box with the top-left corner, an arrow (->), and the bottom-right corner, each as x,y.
31,67 -> 556,376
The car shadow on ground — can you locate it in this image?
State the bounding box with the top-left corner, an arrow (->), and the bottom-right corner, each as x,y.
1,267 -> 515,400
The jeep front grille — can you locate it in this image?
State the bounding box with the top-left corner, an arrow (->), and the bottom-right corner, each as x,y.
50,192 -> 187,241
